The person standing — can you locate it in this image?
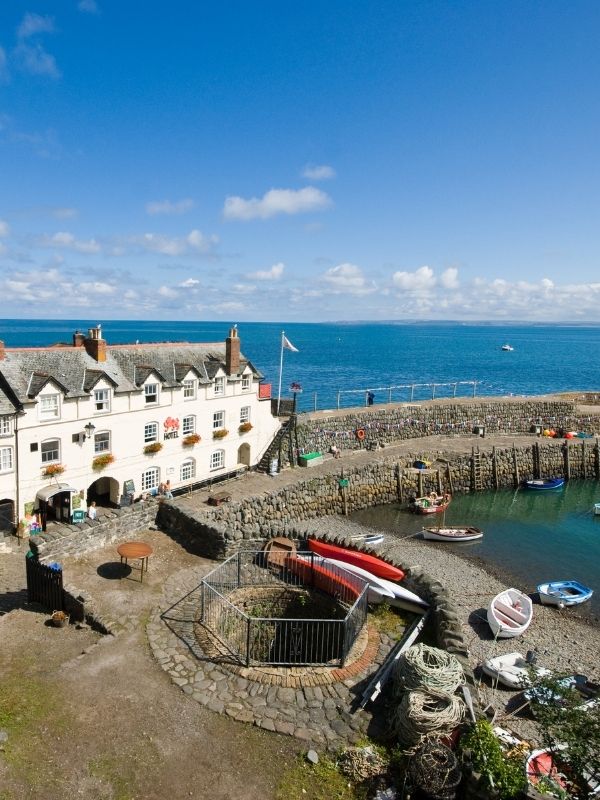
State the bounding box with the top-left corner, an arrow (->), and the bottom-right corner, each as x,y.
88,501 -> 97,520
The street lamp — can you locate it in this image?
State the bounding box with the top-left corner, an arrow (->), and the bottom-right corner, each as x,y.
84,422 -> 96,440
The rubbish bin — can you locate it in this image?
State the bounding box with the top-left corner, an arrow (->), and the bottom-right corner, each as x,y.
269,458 -> 279,476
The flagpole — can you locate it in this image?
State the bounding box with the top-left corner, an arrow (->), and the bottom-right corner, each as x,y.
276,330 -> 285,415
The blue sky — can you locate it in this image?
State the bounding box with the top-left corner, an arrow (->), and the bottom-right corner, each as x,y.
1,1 -> 600,322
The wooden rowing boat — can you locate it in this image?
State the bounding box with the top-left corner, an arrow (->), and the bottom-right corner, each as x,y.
307,538 -> 405,582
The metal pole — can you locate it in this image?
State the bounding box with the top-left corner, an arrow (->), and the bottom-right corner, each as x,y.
276,331 -> 284,415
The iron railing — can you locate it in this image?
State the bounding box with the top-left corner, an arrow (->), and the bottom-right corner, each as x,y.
200,551 -> 369,667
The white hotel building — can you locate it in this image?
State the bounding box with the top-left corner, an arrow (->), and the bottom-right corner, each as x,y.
0,326 -> 280,531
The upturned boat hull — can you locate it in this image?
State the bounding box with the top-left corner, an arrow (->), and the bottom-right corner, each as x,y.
307,539 -> 405,581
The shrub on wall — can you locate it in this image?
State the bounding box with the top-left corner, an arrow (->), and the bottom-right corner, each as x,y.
42,463 -> 65,477
213,429 -> 229,440
143,442 -> 163,455
92,453 -> 115,471
238,422 -> 253,434
182,433 -> 201,447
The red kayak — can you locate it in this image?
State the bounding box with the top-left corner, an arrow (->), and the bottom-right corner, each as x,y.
307,539 -> 405,582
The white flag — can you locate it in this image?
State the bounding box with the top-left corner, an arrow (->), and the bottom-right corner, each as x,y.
282,335 -> 299,352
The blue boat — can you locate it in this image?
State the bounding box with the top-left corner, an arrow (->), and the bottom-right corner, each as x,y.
524,477 -> 565,491
537,580 -> 593,607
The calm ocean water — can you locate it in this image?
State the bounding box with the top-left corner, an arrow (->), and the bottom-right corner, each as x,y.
1,319 -> 600,411
2,318 -> 600,606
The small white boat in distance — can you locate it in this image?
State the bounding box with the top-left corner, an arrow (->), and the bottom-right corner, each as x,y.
594,502 -> 600,516
482,652 -> 551,689
350,533 -> 385,547
422,526 -> 483,542
537,580 -> 593,607
501,343 -> 514,351
487,587 -> 533,638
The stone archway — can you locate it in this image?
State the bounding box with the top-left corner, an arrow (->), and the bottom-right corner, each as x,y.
0,499 -> 14,532
87,475 -> 120,508
237,442 -> 251,467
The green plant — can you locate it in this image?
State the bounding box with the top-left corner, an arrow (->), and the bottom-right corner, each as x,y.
460,719 -> 527,799
42,463 -> 65,477
182,433 -> 201,446
213,428 -> 229,439
143,442 -> 163,455
238,421 -> 253,433
92,453 -> 115,470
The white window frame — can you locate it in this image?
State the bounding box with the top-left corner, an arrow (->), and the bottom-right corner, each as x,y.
142,467 -> 159,491
94,388 -> 111,413
0,417 -> 12,436
213,410 -> 225,430
214,376 -> 225,396
182,415 -> 195,436
210,450 -> 225,471
240,406 -> 251,424
241,374 -> 251,391
180,458 -> 195,482
144,422 -> 159,443
94,431 -> 111,454
183,379 -> 196,400
41,438 -> 60,464
0,446 -> 13,472
39,393 -> 60,421
144,383 -> 159,405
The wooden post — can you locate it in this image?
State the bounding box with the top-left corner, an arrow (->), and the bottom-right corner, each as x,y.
436,469 -> 442,494
581,440 -> 586,479
396,464 -> 403,503
512,444 -> 520,488
418,470 -> 423,498
595,438 -> 600,480
492,447 -> 499,490
563,441 -> 570,482
446,464 -> 454,495
533,441 -> 540,479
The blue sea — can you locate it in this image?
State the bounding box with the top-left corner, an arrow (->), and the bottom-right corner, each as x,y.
2,318 -> 600,612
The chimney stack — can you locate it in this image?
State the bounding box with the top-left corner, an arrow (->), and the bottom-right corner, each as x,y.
225,325 -> 240,375
73,331 -> 85,347
83,325 -> 107,363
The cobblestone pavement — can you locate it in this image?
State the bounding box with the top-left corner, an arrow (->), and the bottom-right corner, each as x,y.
147,564 -> 395,746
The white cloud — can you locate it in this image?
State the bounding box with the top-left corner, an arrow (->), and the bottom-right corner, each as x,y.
14,43 -> 60,78
157,286 -> 179,299
232,283 -> 256,294
78,281 -> 115,295
78,0 -> 99,13
392,265 -> 436,292
40,231 -> 101,254
145,198 -> 195,216
52,207 -> 78,219
302,164 -> 336,181
440,267 -> 459,290
223,187 -> 332,220
134,229 -> 217,256
247,262 -> 285,281
179,278 -> 200,288
321,263 -> 377,295
0,220 -> 9,237
17,13 -> 55,39
214,301 -> 245,313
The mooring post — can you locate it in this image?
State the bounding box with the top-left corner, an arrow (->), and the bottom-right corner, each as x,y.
512,444 -> 520,488
595,438 -> 600,480
492,446 -> 498,489
446,464 -> 454,495
396,463 -> 403,503
533,441 -> 540,479
418,470 -> 424,497
563,441 -> 571,481
436,469 -> 443,494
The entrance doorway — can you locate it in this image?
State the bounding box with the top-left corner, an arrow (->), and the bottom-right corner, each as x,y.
237,442 -> 251,467
87,476 -> 119,508
0,499 -> 14,532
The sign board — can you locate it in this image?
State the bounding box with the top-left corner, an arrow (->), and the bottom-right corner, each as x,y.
123,479 -> 135,495
338,479 -> 349,488
71,509 -> 86,523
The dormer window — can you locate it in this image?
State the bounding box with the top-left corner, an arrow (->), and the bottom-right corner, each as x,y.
241,374 -> 251,391
94,388 -> 111,412
145,383 -> 159,405
39,393 -> 60,421
183,379 -> 196,400
214,376 -> 225,396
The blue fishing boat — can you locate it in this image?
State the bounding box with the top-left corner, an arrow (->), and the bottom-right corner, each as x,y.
524,477 -> 565,491
537,580 -> 593,607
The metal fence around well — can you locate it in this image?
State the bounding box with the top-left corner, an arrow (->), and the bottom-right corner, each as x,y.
200,551 -> 369,667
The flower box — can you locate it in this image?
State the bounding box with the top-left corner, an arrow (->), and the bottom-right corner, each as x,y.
143,442 -> 163,455
213,428 -> 229,440
182,433 -> 201,447
92,453 -> 115,471
42,464 -> 65,477
238,422 -> 253,434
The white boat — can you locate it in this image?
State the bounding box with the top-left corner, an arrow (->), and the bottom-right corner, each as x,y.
501,344 -> 514,351
422,526 -> 483,542
481,652 -> 551,689
487,588 -> 533,638
594,503 -> 600,516
318,556 -> 429,614
350,533 -> 385,546
537,580 -> 593,607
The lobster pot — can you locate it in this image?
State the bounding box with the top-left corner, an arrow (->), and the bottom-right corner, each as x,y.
408,740 -> 461,800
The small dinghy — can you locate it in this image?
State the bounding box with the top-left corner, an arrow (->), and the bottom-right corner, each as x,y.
411,493 -> 452,515
537,580 -> 593,607
524,477 -> 565,490
525,673 -> 599,712
422,526 -> 483,542
308,538 -> 405,582
594,502 -> 600,516
487,588 -> 533,638
350,533 -> 385,547
481,652 -> 551,689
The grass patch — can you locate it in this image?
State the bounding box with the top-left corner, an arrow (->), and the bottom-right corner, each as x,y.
88,755 -> 136,800
369,602 -> 414,638
276,754 -> 369,800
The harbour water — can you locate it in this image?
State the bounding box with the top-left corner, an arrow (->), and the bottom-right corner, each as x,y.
351,481 -> 600,619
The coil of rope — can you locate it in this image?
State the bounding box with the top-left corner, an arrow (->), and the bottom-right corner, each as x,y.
393,689 -> 465,751
393,643 -> 464,696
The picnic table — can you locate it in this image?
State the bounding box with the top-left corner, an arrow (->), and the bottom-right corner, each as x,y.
117,541 -> 153,583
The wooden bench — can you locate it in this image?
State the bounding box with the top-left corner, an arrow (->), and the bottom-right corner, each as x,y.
207,491 -> 232,506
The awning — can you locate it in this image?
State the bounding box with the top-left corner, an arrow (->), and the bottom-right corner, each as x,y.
36,484 -> 78,502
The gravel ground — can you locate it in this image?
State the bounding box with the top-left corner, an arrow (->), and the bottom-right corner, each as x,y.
303,514 -> 600,742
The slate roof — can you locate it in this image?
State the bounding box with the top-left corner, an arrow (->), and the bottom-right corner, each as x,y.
0,379 -> 18,415
0,340 -> 262,404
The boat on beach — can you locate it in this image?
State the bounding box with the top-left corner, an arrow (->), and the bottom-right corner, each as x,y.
481,652 -> 551,689
411,493 -> 451,515
523,477 -> 565,490
422,526 -> 483,542
487,587 -> 533,638
526,745 -> 600,797
307,538 -> 405,582
537,580 -> 593,607
350,533 -> 385,546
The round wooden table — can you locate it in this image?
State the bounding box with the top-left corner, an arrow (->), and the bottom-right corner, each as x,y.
117,541 -> 153,583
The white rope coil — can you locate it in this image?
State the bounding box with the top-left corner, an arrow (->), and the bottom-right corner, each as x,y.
393,643 -> 464,696
393,689 -> 465,750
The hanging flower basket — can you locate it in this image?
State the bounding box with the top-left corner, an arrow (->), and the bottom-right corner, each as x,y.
182,433 -> 201,447
213,428 -> 229,440
238,422 -> 253,434
143,442 -> 163,455
92,453 -> 115,471
42,463 -> 65,477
